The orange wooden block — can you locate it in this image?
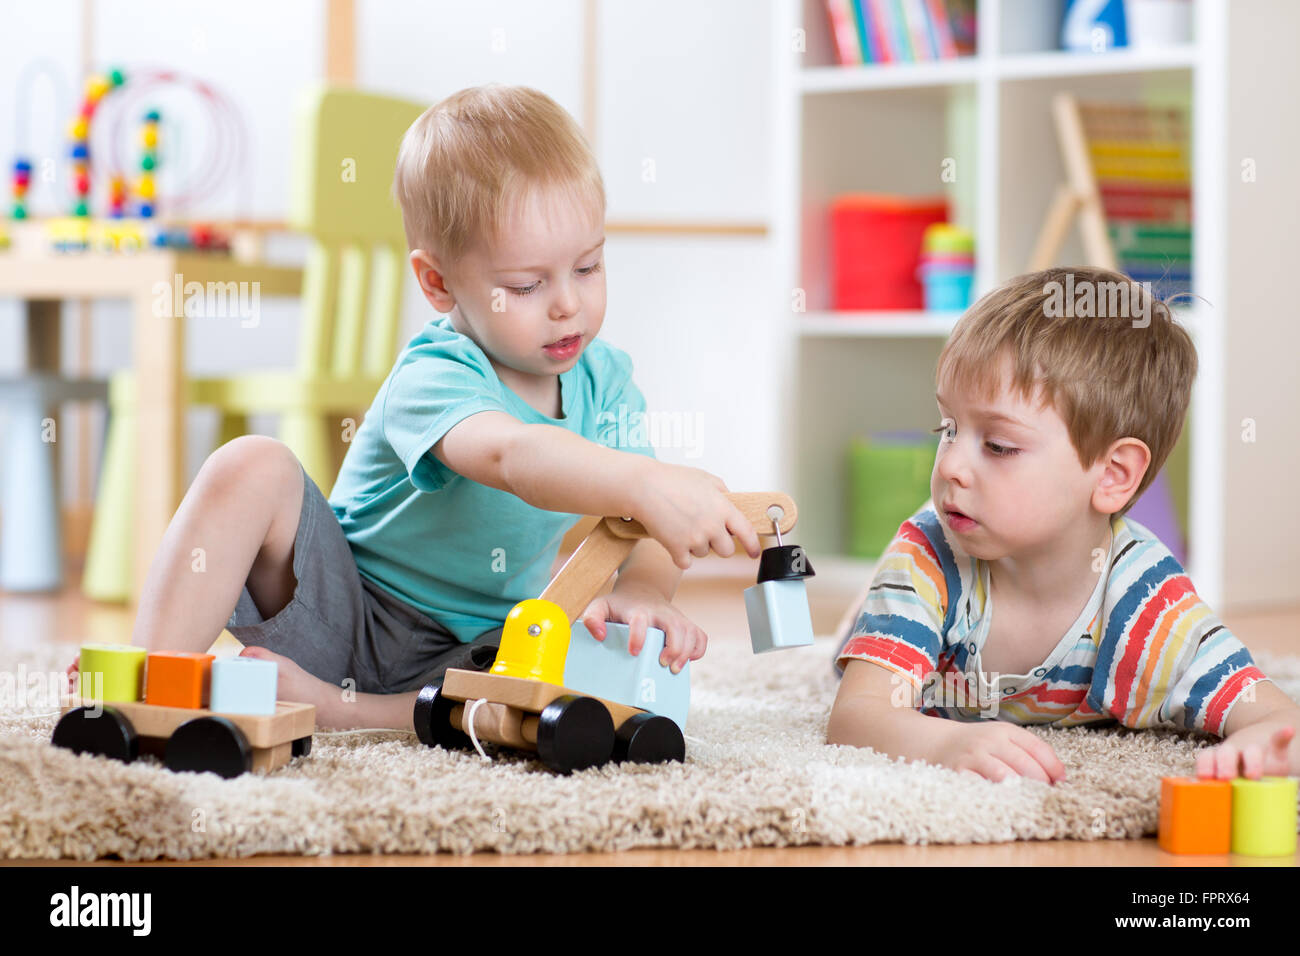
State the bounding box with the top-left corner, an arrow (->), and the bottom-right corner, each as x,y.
144,652 -> 215,709
1158,776 -> 1232,854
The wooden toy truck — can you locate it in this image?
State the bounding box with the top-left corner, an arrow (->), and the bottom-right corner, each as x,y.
54,696 -> 314,778
414,492 -> 805,774
53,651 -> 315,778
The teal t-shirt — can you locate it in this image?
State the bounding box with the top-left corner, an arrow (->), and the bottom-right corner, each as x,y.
327,315 -> 657,642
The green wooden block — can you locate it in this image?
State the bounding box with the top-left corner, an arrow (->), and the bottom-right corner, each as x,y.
78,643 -> 147,702
1230,776 -> 1298,856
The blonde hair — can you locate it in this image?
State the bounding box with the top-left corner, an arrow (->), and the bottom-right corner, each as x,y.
391,84 -> 604,264
936,266 -> 1196,510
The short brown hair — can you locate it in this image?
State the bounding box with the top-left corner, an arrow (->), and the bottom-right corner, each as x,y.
936,266 -> 1196,511
391,84 -> 604,263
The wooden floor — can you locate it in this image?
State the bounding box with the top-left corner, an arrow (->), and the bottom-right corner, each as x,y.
3,555 -> 1298,866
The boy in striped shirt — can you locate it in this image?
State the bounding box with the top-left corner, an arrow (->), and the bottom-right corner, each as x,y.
827,267 -> 1300,785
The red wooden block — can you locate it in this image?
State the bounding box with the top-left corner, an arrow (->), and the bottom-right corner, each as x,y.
144,652 -> 215,709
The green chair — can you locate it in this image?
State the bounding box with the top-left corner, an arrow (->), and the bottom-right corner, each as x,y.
83,87 -> 426,602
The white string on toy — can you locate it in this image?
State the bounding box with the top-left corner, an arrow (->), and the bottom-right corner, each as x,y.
464,697 -> 492,761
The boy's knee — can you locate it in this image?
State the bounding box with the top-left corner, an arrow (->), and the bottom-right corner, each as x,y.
204,435 -> 303,494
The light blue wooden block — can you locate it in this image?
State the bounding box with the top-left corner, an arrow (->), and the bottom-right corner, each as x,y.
209,657 -> 278,715
745,579 -> 815,653
563,621 -> 690,731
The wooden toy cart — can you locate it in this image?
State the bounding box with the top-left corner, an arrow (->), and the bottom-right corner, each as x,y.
414,492 -> 800,773
54,695 -> 315,778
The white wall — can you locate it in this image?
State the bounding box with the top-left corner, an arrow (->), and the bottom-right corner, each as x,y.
1222,0 -> 1300,608
0,0 -> 782,504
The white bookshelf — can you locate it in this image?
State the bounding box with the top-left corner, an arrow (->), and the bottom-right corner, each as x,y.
771,0 -> 1235,606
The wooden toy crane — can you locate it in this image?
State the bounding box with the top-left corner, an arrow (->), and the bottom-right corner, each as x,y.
414,491 -> 816,774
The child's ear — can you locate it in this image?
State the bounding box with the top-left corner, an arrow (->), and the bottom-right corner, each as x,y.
410,249 -> 456,312
1092,437 -> 1152,515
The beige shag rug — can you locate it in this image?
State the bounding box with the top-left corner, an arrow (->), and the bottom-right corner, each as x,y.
1,637 -> 1297,860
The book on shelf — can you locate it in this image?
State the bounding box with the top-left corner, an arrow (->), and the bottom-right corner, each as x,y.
823,0 -> 970,65
825,0 -> 863,64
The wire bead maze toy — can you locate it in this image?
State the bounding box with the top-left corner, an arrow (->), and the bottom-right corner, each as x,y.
8,63 -> 249,253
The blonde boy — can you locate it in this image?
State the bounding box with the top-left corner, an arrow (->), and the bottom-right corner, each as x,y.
828,267 -> 1300,783
69,85 -> 760,729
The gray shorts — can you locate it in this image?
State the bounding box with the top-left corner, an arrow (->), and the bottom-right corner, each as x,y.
225,463 -> 503,694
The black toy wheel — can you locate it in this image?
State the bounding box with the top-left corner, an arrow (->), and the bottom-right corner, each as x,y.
165,716 -> 253,778
613,712 -> 685,764
291,735 -> 312,758
535,695 -> 615,774
413,681 -> 474,751
52,706 -> 138,763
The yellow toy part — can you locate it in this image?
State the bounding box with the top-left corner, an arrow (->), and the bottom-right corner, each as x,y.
45,216 -> 91,246
490,599 -> 571,684
94,220 -> 147,252
1230,776 -> 1298,856
78,643 -> 146,702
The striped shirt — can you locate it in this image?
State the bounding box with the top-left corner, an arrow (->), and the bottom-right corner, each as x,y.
834,507 -> 1267,735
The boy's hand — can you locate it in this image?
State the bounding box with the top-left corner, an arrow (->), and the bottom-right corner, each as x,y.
579,582 -> 706,674
1197,714 -> 1300,780
632,462 -> 762,570
927,719 -> 1067,785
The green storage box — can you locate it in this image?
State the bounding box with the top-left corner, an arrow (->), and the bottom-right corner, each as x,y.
847,434 -> 937,559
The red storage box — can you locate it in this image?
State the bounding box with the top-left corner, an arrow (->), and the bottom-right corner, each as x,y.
831,194 -> 949,310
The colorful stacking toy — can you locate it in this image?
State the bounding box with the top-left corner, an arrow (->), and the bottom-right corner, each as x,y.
918,222 -> 975,312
